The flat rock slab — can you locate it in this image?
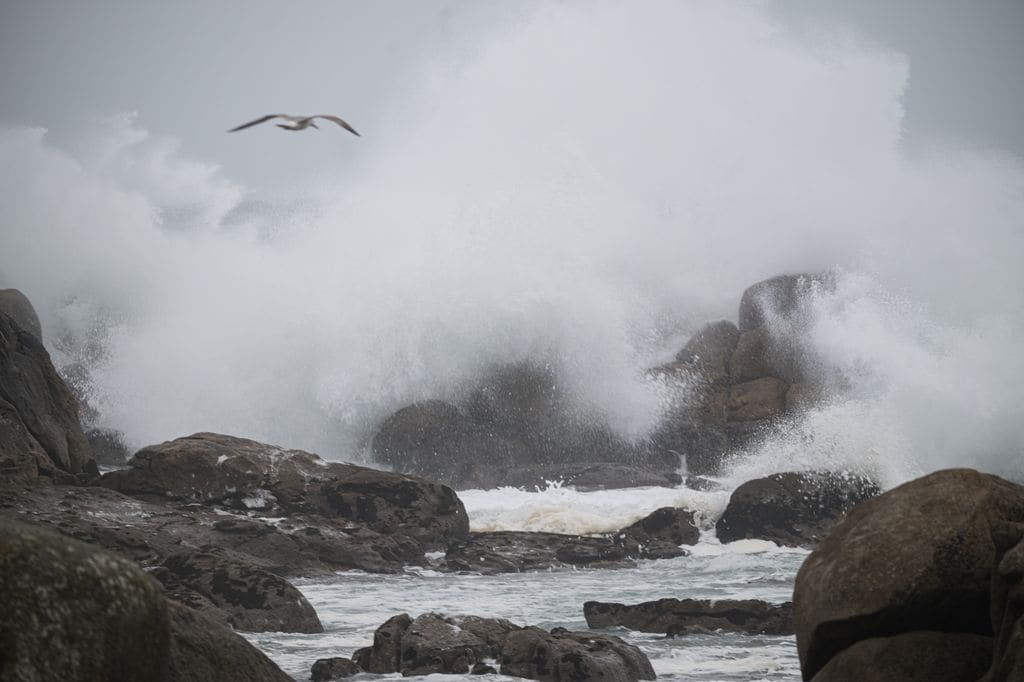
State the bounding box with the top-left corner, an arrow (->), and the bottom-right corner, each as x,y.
585,598 -> 793,636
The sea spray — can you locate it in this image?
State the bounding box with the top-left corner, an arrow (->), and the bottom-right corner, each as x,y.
0,1 -> 1021,483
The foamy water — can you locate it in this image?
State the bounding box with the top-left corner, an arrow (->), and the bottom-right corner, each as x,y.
247,485 -> 807,681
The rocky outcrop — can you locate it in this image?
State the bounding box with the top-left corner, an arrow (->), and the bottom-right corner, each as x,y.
654,273 -> 834,476
166,601 -> 293,682
615,506 -> 700,556
0,311 -> 95,482
99,432 -> 469,549
352,613 -> 655,681
500,627 -> 656,681
0,519 -> 171,681
584,598 -> 793,636
716,471 -> 880,548
0,288 -> 42,341
793,469 -> 1024,681
373,364 -> 681,490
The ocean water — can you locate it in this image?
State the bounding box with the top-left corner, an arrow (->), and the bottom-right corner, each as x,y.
246,485 -> 808,681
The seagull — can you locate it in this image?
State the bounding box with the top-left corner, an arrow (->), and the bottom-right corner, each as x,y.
227,114 -> 360,136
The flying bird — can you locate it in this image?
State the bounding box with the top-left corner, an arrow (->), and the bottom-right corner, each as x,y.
227,114 -> 360,136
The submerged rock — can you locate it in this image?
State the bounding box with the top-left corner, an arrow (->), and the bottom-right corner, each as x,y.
584,598 -> 793,636
793,468 -> 1024,681
716,471 -> 879,548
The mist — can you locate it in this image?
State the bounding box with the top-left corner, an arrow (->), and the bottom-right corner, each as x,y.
1,1 -> 1022,485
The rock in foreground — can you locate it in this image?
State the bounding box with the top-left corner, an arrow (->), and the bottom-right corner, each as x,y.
793,468 -> 1024,681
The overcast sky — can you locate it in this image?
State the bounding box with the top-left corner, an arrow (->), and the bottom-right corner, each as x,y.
1,0 -> 1022,188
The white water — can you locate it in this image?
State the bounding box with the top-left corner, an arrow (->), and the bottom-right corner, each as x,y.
247,487 -> 808,681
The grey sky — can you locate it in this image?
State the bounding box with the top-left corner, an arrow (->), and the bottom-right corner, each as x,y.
1,0 -> 1022,188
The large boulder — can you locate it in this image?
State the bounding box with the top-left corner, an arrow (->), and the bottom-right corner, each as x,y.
166,600 -> 293,682
373,364 -> 681,490
0,311 -> 94,482
793,469 -> 1024,681
500,627 -> 656,681
0,288 -> 42,341
0,519 -> 172,681
737,273 -> 832,332
584,598 -> 793,636
674,320 -> 740,384
717,471 -> 880,548
99,432 -> 469,549
809,631 -> 992,682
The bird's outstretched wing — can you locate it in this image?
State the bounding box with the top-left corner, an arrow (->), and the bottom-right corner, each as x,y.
314,115 -> 361,137
228,114 -> 289,132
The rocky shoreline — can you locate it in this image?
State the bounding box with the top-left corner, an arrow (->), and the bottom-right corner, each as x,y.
4,277 -> 1023,681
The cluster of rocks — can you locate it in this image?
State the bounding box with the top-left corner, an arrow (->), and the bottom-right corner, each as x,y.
311,612 -> 656,681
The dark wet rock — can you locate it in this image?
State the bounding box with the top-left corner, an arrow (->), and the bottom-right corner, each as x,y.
673,320 -> 740,384
793,469 -> 1024,681
585,598 -> 793,636
398,613 -> 498,676
0,288 -> 42,341
500,626 -> 656,681
373,364 -> 680,490
354,613 -> 654,681
353,613 -> 413,673
167,600 -> 293,682
0,311 -> 94,482
809,631 -> 993,682
443,530 -> 674,574
717,471 -> 880,548
616,507 -> 700,556
155,549 -> 323,633
99,432 -> 468,549
0,519 -> 172,681
310,656 -> 360,681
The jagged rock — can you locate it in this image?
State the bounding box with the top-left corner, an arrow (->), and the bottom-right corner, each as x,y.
398,613 -> 498,676
809,631 -> 992,682
167,600 -> 293,682
0,288 -> 42,341
98,432 -> 468,549
0,519 -> 172,681
155,549 -> 323,633
310,657 -> 360,681
717,471 -> 880,548
793,469 -> 1024,681
0,311 -> 94,482
500,627 -> 656,681
584,598 -> 793,636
